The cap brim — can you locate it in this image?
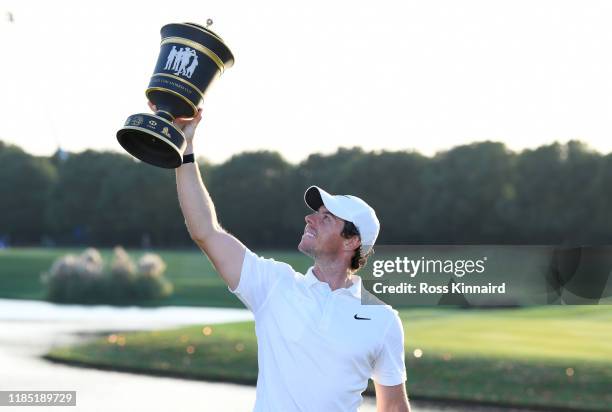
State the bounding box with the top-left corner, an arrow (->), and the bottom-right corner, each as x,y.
304,186 -> 325,211
304,186 -> 348,221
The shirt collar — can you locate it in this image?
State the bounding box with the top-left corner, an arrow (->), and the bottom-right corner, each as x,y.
305,267 -> 362,299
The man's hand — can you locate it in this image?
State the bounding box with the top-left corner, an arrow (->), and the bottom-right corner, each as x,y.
148,102 -> 202,149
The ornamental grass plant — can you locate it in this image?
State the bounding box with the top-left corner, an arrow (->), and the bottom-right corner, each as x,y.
41,247 -> 173,304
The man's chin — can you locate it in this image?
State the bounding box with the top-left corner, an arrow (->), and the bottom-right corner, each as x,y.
297,240 -> 313,257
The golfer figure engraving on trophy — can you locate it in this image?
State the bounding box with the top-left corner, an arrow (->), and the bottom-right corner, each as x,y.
164,46 -> 178,70
163,46 -> 198,78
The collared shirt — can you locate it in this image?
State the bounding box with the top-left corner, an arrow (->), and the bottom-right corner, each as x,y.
229,249 -> 407,412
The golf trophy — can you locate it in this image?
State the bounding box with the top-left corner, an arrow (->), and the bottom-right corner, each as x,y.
117,21 -> 234,168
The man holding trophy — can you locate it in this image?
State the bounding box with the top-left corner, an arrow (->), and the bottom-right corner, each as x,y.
120,21 -> 410,412
164,102 -> 410,412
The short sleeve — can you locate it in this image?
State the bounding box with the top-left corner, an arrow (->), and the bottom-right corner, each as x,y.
372,311 -> 407,386
228,249 -> 293,314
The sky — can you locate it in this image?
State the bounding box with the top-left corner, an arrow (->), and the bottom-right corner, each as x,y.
1,0 -> 612,164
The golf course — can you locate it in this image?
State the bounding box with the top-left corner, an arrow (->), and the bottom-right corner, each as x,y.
2,247 -> 612,411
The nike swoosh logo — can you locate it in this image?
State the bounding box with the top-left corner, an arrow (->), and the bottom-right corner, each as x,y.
354,314 -> 371,320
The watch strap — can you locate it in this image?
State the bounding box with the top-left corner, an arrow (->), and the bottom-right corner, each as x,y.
183,153 -> 195,164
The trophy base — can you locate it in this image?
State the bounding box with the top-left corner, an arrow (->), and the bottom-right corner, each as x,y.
116,113 -> 186,168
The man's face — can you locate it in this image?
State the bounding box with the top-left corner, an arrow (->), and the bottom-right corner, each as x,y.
298,205 -> 346,258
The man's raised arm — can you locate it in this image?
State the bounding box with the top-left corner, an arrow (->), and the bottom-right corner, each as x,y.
166,104 -> 246,290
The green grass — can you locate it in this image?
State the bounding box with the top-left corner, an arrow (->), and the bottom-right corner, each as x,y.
400,306 -> 612,363
46,306 -> 612,411
0,247 -> 311,307
48,322 -> 259,384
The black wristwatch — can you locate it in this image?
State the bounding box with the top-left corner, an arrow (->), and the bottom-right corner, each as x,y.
183,153 -> 195,164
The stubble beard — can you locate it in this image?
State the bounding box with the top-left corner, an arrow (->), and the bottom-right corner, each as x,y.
298,236 -> 317,258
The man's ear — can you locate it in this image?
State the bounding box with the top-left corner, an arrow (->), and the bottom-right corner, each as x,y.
344,236 -> 361,252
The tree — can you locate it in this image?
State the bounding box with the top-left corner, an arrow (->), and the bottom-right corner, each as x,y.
209,151 -> 295,248
45,150 -> 131,244
0,142 -> 57,244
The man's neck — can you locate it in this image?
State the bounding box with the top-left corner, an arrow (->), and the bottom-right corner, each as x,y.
312,258 -> 353,291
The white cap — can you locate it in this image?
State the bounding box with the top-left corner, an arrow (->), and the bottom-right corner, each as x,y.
304,186 -> 380,253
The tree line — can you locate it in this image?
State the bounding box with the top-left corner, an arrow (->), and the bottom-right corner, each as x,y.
1,139 -> 611,248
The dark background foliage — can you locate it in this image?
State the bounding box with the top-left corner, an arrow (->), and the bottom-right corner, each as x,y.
2,139 -> 609,248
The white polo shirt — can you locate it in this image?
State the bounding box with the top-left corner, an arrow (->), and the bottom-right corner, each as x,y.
229,249 -> 407,412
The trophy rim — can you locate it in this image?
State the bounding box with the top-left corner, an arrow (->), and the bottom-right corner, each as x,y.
161,22 -> 235,67
120,126 -> 181,154
169,22 -> 227,45
117,125 -> 183,169
182,22 -> 225,42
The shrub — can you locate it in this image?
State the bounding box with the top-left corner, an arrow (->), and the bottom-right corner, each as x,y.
41,247 -> 173,304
